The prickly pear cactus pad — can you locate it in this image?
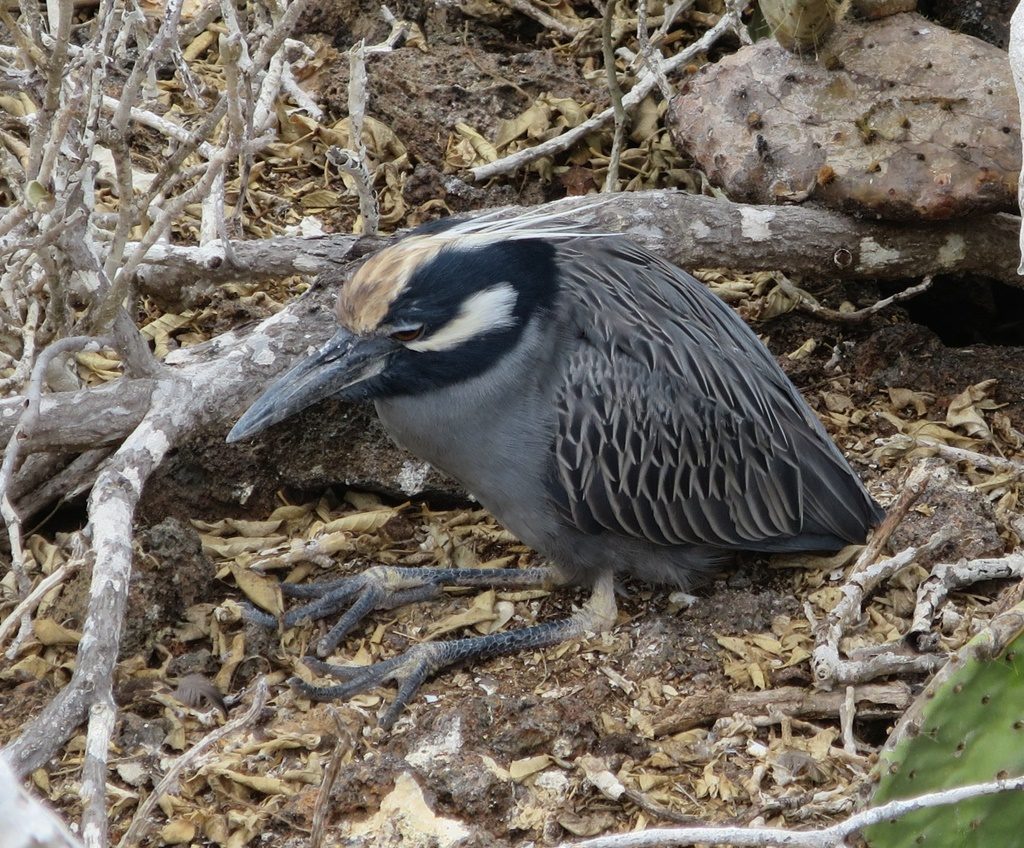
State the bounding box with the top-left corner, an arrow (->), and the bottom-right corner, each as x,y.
866,620 -> 1024,847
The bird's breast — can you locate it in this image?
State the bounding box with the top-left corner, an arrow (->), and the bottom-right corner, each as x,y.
373,320 -> 565,550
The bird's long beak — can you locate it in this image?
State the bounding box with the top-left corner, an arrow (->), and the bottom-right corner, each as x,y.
227,328 -> 393,442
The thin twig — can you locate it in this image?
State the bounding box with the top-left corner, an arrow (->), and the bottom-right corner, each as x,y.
0,335 -> 109,658
253,47 -> 286,135
775,274 -> 934,325
497,0 -> 583,37
650,682 -> 913,737
913,437 -> 1024,476
0,559 -> 81,651
632,0 -> 678,101
602,0 -> 627,192
309,708 -> 353,848
810,465 -> 945,688
0,298 -> 40,393
177,0 -> 220,46
1,486 -> 34,656
335,39 -> 378,235
28,0 -> 74,186
366,5 -> 411,53
102,0 -> 186,284
470,6 -> 741,181
217,26 -> 247,236
562,775 -> 1024,847
883,600 -> 1024,753
858,464 -> 932,570
117,678 -> 268,848
811,531 -> 955,688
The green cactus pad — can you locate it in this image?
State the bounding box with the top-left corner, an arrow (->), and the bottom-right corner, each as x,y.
866,623 -> 1024,847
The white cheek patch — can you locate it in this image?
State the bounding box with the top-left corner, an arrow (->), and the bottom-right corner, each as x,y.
407,283 -> 518,352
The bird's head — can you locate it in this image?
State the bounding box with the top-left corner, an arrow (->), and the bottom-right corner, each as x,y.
226,213 -> 586,443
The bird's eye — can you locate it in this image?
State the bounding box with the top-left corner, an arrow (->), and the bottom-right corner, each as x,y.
390,326 -> 424,343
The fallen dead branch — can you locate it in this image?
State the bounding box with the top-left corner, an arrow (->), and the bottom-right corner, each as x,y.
129,234 -> 377,309
808,535 -> 955,687
913,437 -> 1024,477
6,377 -> 188,781
309,708 -> 354,848
650,682 -> 913,737
0,380 -> 155,453
883,600 -> 1024,752
0,755 -> 82,848
775,274 -> 934,324
114,196 -> 1024,312
560,775 -> 1024,848
498,0 -> 585,38
908,552 -> 1024,650
810,467 -> 956,688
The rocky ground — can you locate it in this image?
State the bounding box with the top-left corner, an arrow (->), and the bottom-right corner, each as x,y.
2,1 -> 1024,846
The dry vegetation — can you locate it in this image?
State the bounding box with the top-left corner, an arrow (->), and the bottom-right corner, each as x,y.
1,0 -> 1024,846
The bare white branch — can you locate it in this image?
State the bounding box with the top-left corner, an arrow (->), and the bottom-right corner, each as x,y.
1009,2 -> 1024,273
0,754 -> 82,848
913,437 -> 1024,476
561,776 -> 1024,848
80,695 -> 116,848
909,553 -> 1024,649
496,0 -> 583,37
331,39 -> 379,235
0,559 -> 82,651
810,466 -> 953,688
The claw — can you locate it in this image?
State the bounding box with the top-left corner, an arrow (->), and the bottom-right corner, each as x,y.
248,563 -> 569,729
292,644 -> 445,730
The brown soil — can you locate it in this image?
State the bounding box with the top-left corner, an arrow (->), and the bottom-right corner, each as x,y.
4,2 -> 1024,847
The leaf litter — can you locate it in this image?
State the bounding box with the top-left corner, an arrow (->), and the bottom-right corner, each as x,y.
3,0 -> 1024,845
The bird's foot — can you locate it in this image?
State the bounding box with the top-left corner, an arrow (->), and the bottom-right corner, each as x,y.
292,616 -> 588,729
285,568 -> 617,729
243,564 -> 558,656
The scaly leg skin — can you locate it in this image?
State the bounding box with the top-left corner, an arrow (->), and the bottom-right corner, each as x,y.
291,569 -> 618,730
244,564 -> 561,656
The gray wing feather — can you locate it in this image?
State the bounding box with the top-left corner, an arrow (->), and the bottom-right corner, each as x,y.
548,237 -> 882,552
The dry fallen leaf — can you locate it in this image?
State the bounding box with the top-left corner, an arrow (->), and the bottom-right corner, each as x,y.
785,338 -> 817,360
204,766 -> 294,796
509,754 -> 554,782
228,563 -> 283,615
33,618 -> 82,645
946,379 -> 1000,439
158,819 -> 196,845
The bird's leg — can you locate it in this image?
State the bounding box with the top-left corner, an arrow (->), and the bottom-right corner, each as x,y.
292,569 -> 618,729
260,564 -> 564,657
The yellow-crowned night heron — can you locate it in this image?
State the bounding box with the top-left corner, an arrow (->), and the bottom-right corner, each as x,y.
228,209 -> 884,727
